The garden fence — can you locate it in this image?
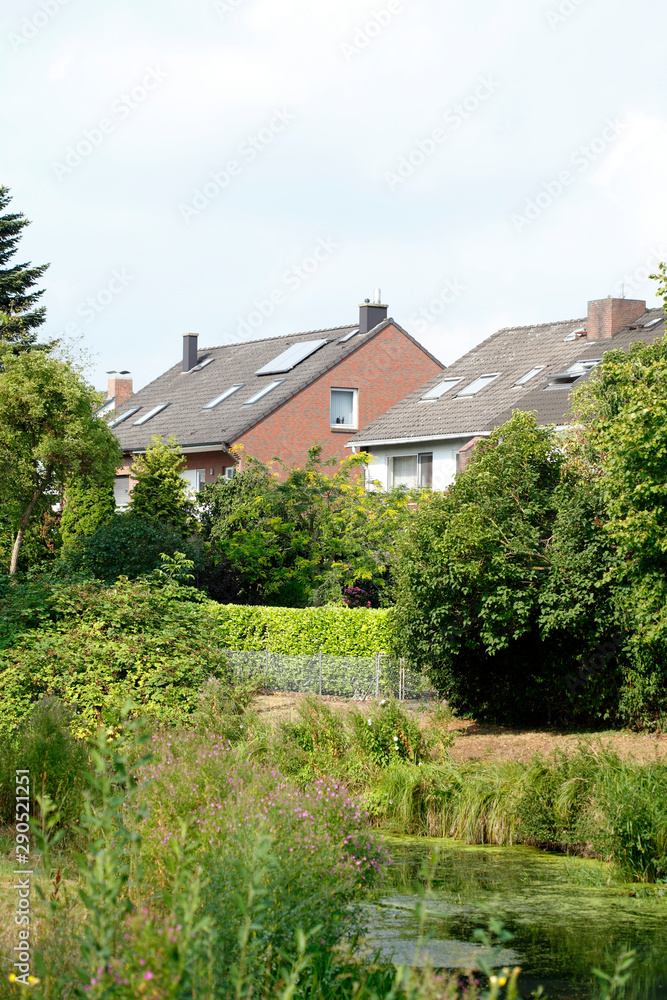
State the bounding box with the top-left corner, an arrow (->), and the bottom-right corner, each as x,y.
223,650 -> 435,702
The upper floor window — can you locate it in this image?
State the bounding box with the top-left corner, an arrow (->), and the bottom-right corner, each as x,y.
514,366 -> 545,386
330,388 -> 357,428
457,374 -> 500,397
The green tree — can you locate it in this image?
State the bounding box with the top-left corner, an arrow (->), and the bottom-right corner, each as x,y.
128,436 -> 192,535
0,186 -> 51,358
60,477 -> 116,549
200,446 -> 419,607
393,411 -> 568,723
0,351 -> 121,575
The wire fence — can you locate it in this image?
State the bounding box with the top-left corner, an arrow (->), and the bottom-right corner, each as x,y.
223,650 -> 436,702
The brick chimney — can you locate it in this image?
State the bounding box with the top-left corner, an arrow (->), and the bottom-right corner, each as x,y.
107,376 -> 133,410
587,297 -> 646,341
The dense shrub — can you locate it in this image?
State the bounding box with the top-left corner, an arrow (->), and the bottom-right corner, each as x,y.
0,577 -> 228,736
61,514 -> 203,582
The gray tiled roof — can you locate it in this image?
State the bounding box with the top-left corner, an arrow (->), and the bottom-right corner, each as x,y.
353,309 -> 666,445
113,319 -> 438,453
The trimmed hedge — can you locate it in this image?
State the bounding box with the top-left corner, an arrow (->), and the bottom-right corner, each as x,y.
212,604 -> 393,656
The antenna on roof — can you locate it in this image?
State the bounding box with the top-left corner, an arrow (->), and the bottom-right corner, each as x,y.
373,288 -> 382,304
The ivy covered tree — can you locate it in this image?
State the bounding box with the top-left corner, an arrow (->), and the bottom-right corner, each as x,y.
128,436 -> 192,536
0,186 -> 51,358
60,477 -> 116,549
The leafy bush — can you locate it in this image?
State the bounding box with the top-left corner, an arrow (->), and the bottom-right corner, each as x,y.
212,602 -> 393,655
59,478 -> 115,548
0,576 -> 229,736
61,514 -> 203,583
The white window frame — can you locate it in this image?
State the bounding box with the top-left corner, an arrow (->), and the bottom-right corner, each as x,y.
243,379 -> 286,405
457,373 -> 500,397
330,387 -> 358,429
133,403 -> 169,425
420,378 -> 463,400
181,468 -> 206,495
514,366 -> 545,386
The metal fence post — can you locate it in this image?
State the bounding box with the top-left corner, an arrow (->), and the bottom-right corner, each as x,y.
319,651 -> 322,696
265,648 -> 269,687
375,653 -> 380,698
399,659 -> 405,701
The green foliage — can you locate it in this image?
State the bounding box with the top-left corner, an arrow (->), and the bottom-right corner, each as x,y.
0,575 -> 230,737
129,435 -> 192,535
61,514 -> 203,583
212,601 -> 393,655
0,350 -> 121,574
0,185 -> 51,357
60,478 -> 116,549
200,446 -> 418,607
0,697 -> 88,831
393,412 -> 570,724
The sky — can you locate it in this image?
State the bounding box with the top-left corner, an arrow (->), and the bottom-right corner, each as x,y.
2,0 -> 667,395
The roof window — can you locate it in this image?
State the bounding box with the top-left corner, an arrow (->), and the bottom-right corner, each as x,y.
564,329 -> 586,342
203,384 -> 245,410
420,378 -> 463,400
514,366 -> 545,386
457,374 -> 500,397
645,317 -> 663,328
133,403 -> 169,425
255,339 -> 328,375
545,359 -> 601,390
243,379 -> 285,405
190,357 -> 214,372
339,329 -> 359,344
109,406 -> 140,428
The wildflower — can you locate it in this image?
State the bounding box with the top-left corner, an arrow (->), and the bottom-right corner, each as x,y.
144,970 -> 155,981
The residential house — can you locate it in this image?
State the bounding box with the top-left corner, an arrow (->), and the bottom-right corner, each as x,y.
350,297 -> 666,490
110,294 -> 445,505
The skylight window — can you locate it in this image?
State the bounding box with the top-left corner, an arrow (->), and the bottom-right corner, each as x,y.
515,366 -> 545,386
109,406 -> 140,428
457,374 -> 500,397
202,384 -> 244,410
133,403 -> 169,425
243,379 -> 285,405
339,329 -> 359,344
420,378 -> 463,400
645,317 -> 662,328
191,357 -> 214,372
255,339 -> 328,375
545,359 -> 601,390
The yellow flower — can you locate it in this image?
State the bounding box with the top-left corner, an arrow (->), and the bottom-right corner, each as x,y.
28,977 -> 40,986
8,974 -> 16,983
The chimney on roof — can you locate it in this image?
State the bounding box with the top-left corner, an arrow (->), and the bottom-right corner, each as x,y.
183,332 -> 198,371
359,289 -> 388,334
587,297 -> 646,341
107,375 -> 133,410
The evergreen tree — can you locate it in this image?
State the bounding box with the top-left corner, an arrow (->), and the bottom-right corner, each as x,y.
0,185 -> 50,357
60,478 -> 116,549
129,436 -> 192,535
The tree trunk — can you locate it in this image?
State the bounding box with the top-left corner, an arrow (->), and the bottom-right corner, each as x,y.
9,486 -> 42,576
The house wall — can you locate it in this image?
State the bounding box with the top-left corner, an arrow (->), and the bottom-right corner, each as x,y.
182,450 -> 235,485
235,324 -> 443,466
364,436 -> 477,491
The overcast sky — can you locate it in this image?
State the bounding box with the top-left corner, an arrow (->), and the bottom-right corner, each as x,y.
2,0 -> 667,394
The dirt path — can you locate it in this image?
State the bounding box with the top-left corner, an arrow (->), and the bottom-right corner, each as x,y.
253,691 -> 667,764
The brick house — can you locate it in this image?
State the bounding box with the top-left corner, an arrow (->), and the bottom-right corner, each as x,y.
110,294 -> 444,505
350,297 -> 666,490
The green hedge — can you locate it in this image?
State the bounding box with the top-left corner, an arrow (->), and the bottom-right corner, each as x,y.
212,605 -> 393,656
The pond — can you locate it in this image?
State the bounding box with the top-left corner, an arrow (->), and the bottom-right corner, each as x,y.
363,836 -> 667,999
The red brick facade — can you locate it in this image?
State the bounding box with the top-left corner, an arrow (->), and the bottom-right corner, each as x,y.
236,323 -> 443,466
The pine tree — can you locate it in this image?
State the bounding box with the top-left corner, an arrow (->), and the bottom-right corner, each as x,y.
129,436 -> 193,536
0,185 -> 50,356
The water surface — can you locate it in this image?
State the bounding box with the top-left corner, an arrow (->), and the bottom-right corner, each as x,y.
365,837 -> 667,999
